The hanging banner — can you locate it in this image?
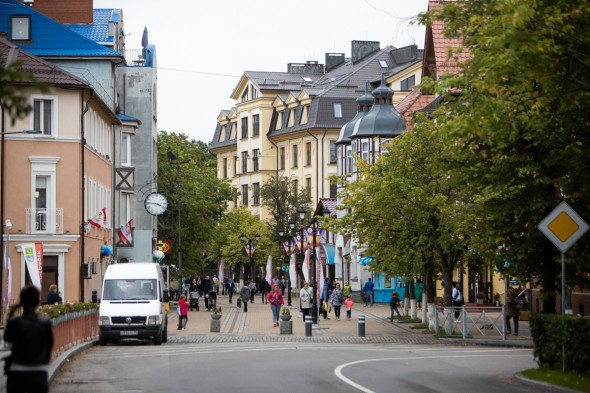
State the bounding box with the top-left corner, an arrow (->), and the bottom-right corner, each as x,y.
244,244 -> 257,257
4,243 -> 12,308
265,255 -> 272,283
302,249 -> 310,283
317,246 -> 324,298
293,235 -> 304,252
304,227 -> 326,248
289,253 -> 297,287
282,241 -> 294,255
219,259 -> 225,286
23,243 -> 43,290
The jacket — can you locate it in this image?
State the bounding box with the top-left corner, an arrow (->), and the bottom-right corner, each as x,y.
506,287 -> 520,317
300,286 -> 313,309
4,311 -> 54,366
240,286 -> 251,302
343,284 -> 351,296
345,298 -> 354,309
268,290 -> 284,306
330,289 -> 345,306
46,291 -> 62,305
390,294 -> 401,307
260,280 -> 271,292
179,299 -> 189,316
363,281 -> 374,293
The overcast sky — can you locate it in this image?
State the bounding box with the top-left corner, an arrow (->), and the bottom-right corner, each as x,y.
94,0 -> 429,143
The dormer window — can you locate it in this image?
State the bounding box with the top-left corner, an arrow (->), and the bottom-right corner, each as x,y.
241,89 -> 249,103
11,15 -> 31,41
379,60 -> 388,68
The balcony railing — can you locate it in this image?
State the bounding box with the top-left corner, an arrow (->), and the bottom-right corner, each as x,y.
125,49 -> 147,66
26,208 -> 63,234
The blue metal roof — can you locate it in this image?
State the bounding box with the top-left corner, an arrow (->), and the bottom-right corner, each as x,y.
0,0 -> 121,57
117,114 -> 140,122
66,9 -> 120,44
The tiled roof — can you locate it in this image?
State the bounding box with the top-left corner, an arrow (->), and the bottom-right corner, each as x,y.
208,122 -> 236,151
0,37 -> 89,87
429,1 -> 469,75
315,198 -> 337,217
395,89 -> 435,125
66,9 -> 120,43
0,0 -> 121,57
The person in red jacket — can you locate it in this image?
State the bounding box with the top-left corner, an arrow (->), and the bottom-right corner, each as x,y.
268,284 -> 284,327
178,294 -> 189,330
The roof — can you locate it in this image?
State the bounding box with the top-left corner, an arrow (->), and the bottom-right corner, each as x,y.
395,89 -> 435,124
315,198 -> 337,217
117,114 -> 141,124
0,0 -> 122,57
0,37 -> 89,87
66,9 -> 121,44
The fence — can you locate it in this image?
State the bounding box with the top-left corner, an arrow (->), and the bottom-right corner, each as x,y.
51,309 -> 99,358
433,305 -> 507,340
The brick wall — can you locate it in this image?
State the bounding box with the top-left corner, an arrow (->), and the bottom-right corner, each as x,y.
28,0 -> 93,24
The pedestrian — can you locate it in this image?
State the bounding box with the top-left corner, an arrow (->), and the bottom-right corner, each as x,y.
240,281 -> 251,312
330,283 -> 345,321
196,274 -> 204,297
506,286 -> 521,336
46,284 -> 62,305
260,277 -> 270,304
300,281 -> 313,321
452,282 -> 464,322
178,294 -> 189,330
363,278 -> 374,307
345,295 -> 354,320
343,281 -> 351,297
390,291 -> 403,322
268,284 -> 284,327
320,279 -> 330,320
203,275 -> 212,310
227,278 -> 235,303
415,279 -> 423,309
280,276 -> 286,296
209,278 -> 218,310
248,281 -> 257,303
4,285 -> 54,393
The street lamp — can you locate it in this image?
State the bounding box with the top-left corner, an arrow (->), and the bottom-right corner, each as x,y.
167,150 -> 189,295
240,233 -> 259,282
278,219 -> 297,306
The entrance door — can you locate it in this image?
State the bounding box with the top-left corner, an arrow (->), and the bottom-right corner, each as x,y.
25,255 -> 58,304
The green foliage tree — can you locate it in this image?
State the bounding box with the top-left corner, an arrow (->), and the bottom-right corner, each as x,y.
1,60 -> 49,124
156,132 -> 237,275
418,0 -> 590,313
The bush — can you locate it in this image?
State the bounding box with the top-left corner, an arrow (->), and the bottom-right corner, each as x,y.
529,313 -> 590,373
39,301 -> 99,319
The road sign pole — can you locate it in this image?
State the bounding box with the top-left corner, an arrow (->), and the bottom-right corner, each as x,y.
561,251 -> 565,373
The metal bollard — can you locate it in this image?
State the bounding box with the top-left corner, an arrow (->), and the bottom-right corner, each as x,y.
305,315 -> 313,337
358,315 -> 365,337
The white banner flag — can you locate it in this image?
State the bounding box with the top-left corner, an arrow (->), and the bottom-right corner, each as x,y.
265,255 -> 272,283
23,243 -> 43,290
289,253 -> 297,287
219,259 -> 225,286
302,249 -> 310,283
317,247 -> 324,298
4,243 -> 12,308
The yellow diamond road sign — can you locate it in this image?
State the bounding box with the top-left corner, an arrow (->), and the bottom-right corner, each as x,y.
539,202 -> 588,253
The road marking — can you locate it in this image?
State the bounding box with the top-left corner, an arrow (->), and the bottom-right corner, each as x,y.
238,309 -> 247,333
220,308 -> 234,332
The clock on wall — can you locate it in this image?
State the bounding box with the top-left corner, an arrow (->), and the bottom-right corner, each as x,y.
144,192 -> 168,216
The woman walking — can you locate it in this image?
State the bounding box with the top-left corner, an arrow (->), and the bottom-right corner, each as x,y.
240,281 -> 251,312
342,281 -> 351,297
330,283 -> 345,321
268,284 -> 284,327
4,285 -> 54,393
300,281 -> 313,321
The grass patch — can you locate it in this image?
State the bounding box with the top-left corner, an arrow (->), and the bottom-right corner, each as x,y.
411,323 -> 429,329
521,368 -> 590,393
434,329 -> 463,338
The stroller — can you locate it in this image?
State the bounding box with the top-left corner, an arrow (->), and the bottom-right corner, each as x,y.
189,291 -> 200,311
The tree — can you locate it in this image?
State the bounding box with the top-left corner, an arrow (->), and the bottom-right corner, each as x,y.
1,60 -> 48,124
418,0 -> 590,313
156,132 -> 238,275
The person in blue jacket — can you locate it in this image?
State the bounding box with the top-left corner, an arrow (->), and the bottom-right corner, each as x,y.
363,278 -> 375,307
320,279 -> 331,319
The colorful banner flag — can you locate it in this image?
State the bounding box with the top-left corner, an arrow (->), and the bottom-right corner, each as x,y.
219,259 -> 225,285
289,253 -> 297,287
304,227 -> 326,248
302,249 -> 310,283
4,242 -> 11,309
244,244 -> 257,257
23,243 -> 43,290
265,255 -> 272,283
293,235 -> 304,252
317,246 -> 324,298
117,219 -> 133,244
282,241 -> 294,255
88,208 -> 107,229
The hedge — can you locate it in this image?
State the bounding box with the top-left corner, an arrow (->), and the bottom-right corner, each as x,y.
529,313 -> 590,373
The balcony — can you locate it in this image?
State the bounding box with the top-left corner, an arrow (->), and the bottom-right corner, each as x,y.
26,208 -> 63,234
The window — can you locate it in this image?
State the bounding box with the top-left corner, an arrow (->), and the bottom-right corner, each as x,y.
30,157 -> 59,233
241,89 -> 249,103
330,183 -> 337,198
229,123 -> 236,139
346,146 -> 352,173
252,115 -> 260,137
241,117 -> 248,139
292,145 -> 298,168
233,156 -> 238,176
300,106 -> 309,125
241,151 -> 248,173
362,141 -> 369,161
120,193 -> 130,226
306,178 -> 312,198
35,176 -> 48,231
280,147 -> 285,170
253,182 -> 260,205
252,149 -> 259,172
241,185 -> 249,206
223,158 -> 228,178
32,97 -> 56,135
287,108 -> 295,127
333,102 -> 342,119
11,15 -> 30,40
252,88 -> 259,100
400,75 -> 416,91
379,60 -> 388,68
329,141 -> 337,163
306,142 -> 312,166
121,133 -> 131,166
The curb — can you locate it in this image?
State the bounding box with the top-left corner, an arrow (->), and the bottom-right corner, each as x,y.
441,338 -> 534,348
514,372 -> 584,393
48,340 -> 97,385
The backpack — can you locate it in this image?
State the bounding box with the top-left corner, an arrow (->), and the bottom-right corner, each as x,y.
513,296 -> 524,310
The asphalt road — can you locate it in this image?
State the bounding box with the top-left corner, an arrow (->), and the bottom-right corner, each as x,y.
50,342 -> 538,393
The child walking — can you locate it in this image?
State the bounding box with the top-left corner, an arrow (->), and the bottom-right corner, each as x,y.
390,291 -> 402,322
178,294 -> 189,330
344,295 -> 354,320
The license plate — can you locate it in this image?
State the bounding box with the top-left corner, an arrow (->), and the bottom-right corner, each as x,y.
120,330 -> 138,336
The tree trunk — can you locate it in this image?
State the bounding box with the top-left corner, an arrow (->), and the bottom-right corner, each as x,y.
403,280 -> 410,316
409,280 -> 417,320
423,255 -> 435,325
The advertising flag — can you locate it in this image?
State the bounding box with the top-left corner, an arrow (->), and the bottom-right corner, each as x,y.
265,255 -> 272,283
244,244 -> 257,257
4,243 -> 11,308
289,253 -> 297,287
23,243 -> 43,290
219,259 -> 225,285
302,249 -> 310,283
89,208 -> 107,228
282,241 -> 294,255
317,247 -> 324,298
117,219 -> 133,245
293,235 -> 304,252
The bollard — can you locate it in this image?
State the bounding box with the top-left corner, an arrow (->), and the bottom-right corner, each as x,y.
91,290 -> 97,303
305,315 -> 313,337
358,315 -> 365,337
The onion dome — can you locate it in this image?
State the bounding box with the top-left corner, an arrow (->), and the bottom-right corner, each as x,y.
336,82 -> 373,144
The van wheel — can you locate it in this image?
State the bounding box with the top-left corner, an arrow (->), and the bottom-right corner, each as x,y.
99,337 -> 108,346
154,330 -> 163,345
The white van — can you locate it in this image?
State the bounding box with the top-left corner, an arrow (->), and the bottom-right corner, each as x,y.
99,263 -> 168,345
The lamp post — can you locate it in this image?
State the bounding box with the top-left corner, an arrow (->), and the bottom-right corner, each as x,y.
0,126 -> 41,322
278,219 -> 297,306
240,233 -> 259,283
167,151 -> 189,295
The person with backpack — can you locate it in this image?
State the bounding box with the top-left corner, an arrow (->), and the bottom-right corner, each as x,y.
248,281 -> 257,303
390,291 -> 403,322
452,282 -> 464,322
259,278 -> 271,304
506,286 -> 521,336
268,284 -> 284,327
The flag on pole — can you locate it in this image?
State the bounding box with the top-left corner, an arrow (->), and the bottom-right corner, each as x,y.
117,219 -> 133,244
265,255 -> 272,283
4,243 -> 11,309
219,259 -> 225,285
289,253 -> 297,287
293,235 -> 304,252
317,246 -> 324,298
23,243 -> 43,291
302,249 -> 310,283
244,244 -> 257,257
89,208 -> 107,228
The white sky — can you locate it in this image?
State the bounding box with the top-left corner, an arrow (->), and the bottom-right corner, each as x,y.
94,0 -> 429,143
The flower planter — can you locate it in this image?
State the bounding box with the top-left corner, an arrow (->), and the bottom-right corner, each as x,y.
211,314 -> 222,320
280,315 -> 292,321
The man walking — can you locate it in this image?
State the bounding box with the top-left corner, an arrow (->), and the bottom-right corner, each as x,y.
452,282 -> 464,322
259,277 -> 270,304
363,278 -> 374,307
227,278 -> 235,303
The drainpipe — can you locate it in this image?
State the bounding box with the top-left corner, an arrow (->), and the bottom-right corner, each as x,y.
0,102 -> 5,321
306,129 -> 320,203
267,133 -> 279,177
81,90 -> 94,301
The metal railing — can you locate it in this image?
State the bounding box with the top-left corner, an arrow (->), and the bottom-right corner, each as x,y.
433,305 -> 507,340
26,208 -> 63,234
124,49 -> 146,66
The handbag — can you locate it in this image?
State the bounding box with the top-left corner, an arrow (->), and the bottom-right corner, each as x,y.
237,298 -> 242,308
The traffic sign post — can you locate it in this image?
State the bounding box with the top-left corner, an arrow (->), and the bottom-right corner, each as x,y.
538,201 -> 588,372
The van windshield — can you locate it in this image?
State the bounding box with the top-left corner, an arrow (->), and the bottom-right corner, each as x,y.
103,279 -> 158,300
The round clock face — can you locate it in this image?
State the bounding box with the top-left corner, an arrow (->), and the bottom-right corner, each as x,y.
144,192 -> 168,216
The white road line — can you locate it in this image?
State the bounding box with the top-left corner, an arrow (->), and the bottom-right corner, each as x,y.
238,310 -> 247,333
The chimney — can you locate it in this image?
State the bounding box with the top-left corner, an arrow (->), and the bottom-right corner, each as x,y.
325,53 -> 345,72
351,40 -> 380,63
390,45 -> 419,65
287,60 -> 324,74
30,0 -> 93,24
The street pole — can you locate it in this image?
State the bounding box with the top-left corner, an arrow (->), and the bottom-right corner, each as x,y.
310,218 -> 318,325
176,160 -> 182,294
